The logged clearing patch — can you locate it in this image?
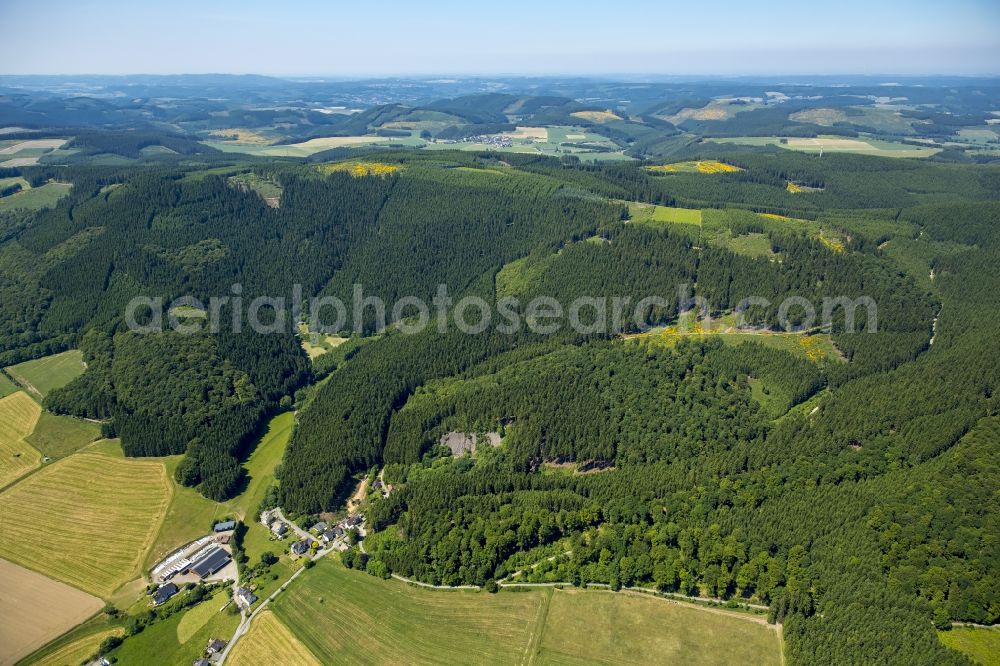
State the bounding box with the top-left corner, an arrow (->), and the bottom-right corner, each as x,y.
571,110 -> 622,123
0,558 -> 103,666
790,108 -> 849,126
0,451 -> 171,597
5,349 -> 86,400
228,610 -> 321,666
0,391 -> 41,489
646,160 -> 742,174
318,160 -> 401,177
537,589 -> 781,665
206,128 -> 274,144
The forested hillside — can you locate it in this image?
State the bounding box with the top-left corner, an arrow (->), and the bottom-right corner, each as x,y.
0,138 -> 997,665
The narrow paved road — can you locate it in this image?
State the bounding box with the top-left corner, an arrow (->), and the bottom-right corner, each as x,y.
389,573 -> 479,590
272,508 -> 313,542
219,542 -> 334,664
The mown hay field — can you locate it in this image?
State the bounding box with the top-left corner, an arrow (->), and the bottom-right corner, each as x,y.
0,450 -> 172,598
0,391 -> 41,489
227,611 -> 321,666
31,628 -> 123,666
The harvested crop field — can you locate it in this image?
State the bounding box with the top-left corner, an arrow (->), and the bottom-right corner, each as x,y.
0,391 -> 41,489
0,558 -> 103,666
228,610 -> 321,666
0,450 -> 172,597
32,628 -> 123,666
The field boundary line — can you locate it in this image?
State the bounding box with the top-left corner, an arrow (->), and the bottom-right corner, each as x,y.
521,587 -> 552,666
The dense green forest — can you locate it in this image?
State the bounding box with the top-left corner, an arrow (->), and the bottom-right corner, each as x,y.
0,132 -> 997,665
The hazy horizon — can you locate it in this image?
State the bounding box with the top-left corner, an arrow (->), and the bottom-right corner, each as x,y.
2,0 -> 998,77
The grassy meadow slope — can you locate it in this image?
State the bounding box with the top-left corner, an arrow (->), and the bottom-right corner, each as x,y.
268,560 -> 782,665
4,350 -> 86,400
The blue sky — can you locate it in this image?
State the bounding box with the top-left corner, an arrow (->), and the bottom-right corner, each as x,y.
1,0 -> 998,76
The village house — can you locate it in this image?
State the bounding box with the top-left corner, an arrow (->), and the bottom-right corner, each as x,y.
271,521 -> 287,537
235,586 -> 258,608
206,638 -> 227,655
290,539 -> 311,556
152,582 -> 178,606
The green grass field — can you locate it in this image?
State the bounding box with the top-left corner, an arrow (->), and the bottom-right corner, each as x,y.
5,349 -> 86,399
24,410 -> 102,461
176,587 -> 230,643
724,232 -> 774,257
0,371 -> 19,398
0,391 -> 42,489
938,626 -> 1000,666
0,447 -> 172,598
266,560 -> 782,665
0,182 -> 73,212
626,202 -> 703,228
536,589 -> 782,665
272,559 -> 546,664
106,589 -> 240,666
146,411 -> 295,568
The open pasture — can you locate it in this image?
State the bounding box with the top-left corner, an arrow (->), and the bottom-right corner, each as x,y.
626,201 -> 702,227
0,450 -> 172,598
24,410 -> 101,461
4,349 -> 86,399
105,588 -> 239,666
0,182 -> 72,212
265,560 -> 783,666
272,559 -> 545,664
0,558 -> 103,666
938,626 -> 1000,666
536,588 -> 782,665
